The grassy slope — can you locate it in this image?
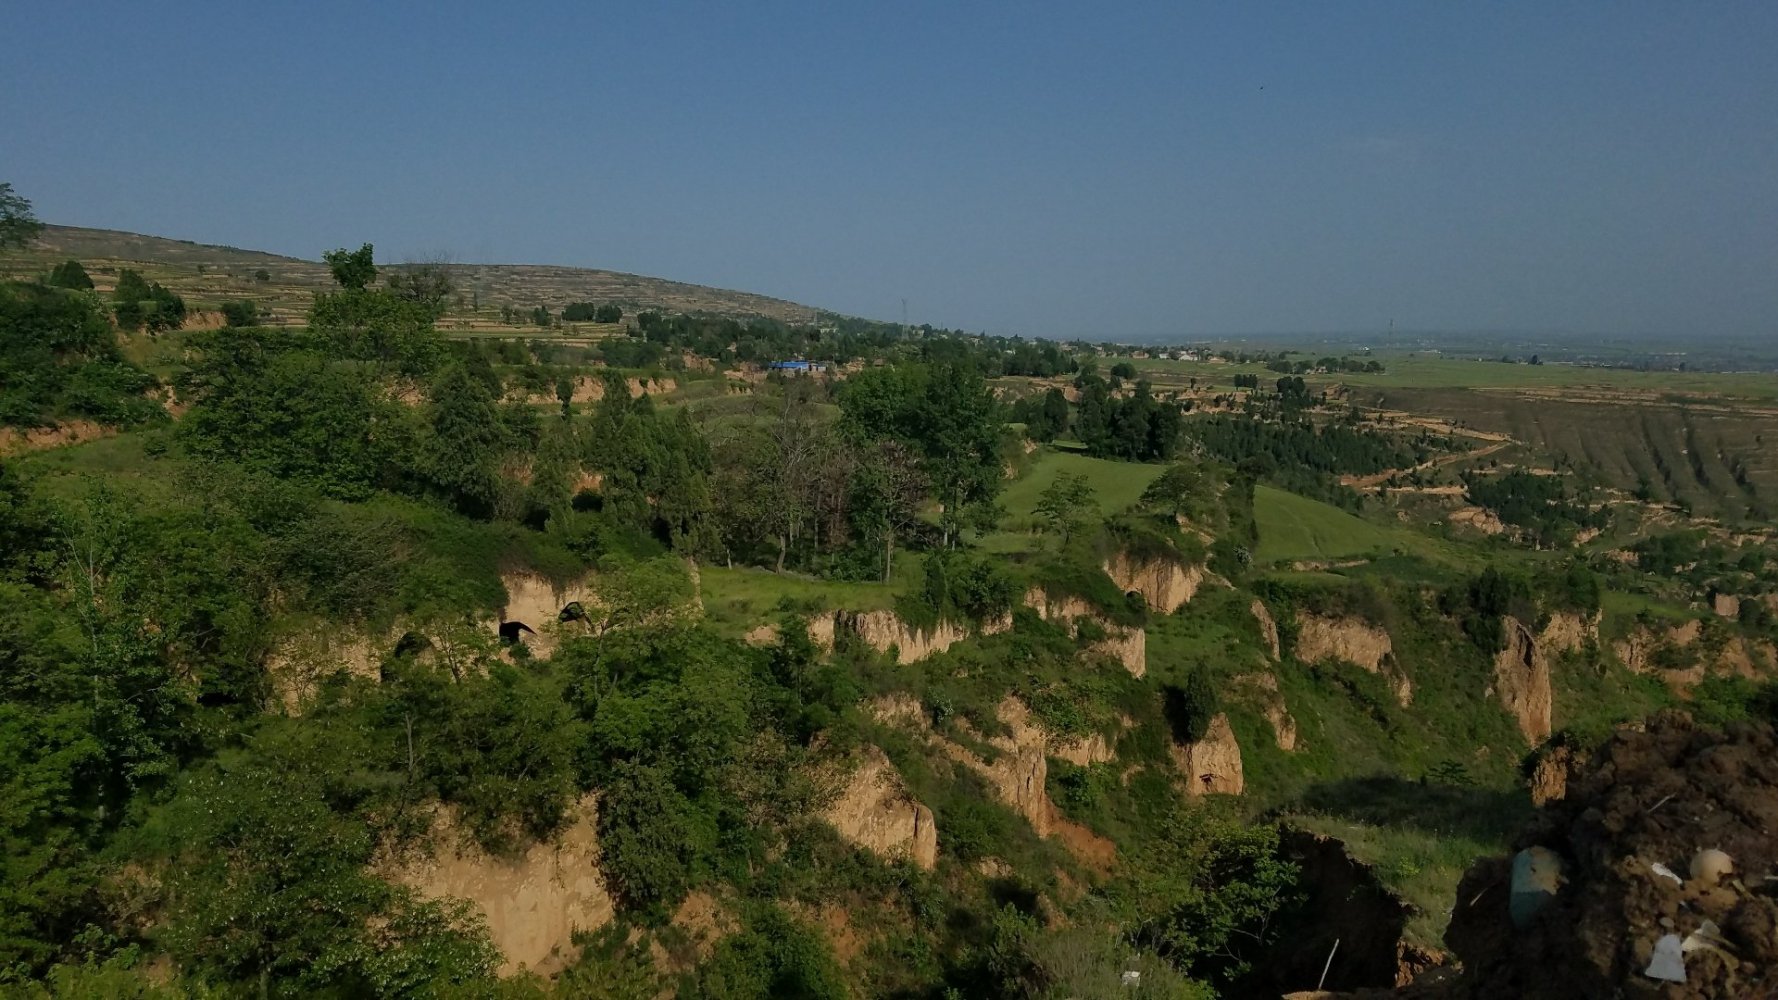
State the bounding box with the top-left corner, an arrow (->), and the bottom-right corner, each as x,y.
1251,485 -> 1400,563
980,449 -> 1167,554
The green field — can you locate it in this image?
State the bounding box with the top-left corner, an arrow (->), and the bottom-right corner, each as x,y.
699,555 -> 928,633
1252,485 -> 1401,563
981,448 -> 1168,553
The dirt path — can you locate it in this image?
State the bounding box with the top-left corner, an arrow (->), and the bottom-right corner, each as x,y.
1342,441 -> 1510,490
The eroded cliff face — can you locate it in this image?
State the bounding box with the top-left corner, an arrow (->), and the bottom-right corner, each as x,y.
1171,713 -> 1244,796
743,614 -> 837,653
839,610 -> 977,664
266,628 -> 384,713
493,572 -> 599,659
522,376 -> 679,406
1021,589 -> 1147,677
386,795 -> 614,977
1613,618 -> 1776,691
1538,610 -> 1597,655
1292,612 -> 1412,706
819,746 -> 938,870
1493,617 -> 1552,745
1054,731 -> 1115,767
1251,599 -> 1281,661
1233,672 -> 1297,751
869,695 -> 1115,864
1101,551 -> 1205,615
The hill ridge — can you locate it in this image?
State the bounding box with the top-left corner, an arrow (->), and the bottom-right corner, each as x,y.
10,224 -> 831,325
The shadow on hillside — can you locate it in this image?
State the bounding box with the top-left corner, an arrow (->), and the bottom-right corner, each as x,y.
1292,774 -> 1532,844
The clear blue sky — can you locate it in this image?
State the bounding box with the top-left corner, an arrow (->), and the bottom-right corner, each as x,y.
6,2 -> 1775,340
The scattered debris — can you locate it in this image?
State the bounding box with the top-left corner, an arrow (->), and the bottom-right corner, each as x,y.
1643,934 -> 1686,983
1651,862 -> 1684,888
1691,849 -> 1734,886
1509,847 -> 1565,927
1443,713 -> 1778,997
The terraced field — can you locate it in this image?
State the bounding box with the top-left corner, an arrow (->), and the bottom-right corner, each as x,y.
1353,386 -> 1778,523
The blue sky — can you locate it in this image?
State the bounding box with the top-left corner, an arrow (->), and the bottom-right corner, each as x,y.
5,2 -> 1775,340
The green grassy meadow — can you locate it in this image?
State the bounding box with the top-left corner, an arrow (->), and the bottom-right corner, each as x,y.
980,448 -> 1168,554
1251,486 -> 1400,563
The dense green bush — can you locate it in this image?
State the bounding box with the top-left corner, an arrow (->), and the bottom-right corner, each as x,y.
0,281 -> 161,428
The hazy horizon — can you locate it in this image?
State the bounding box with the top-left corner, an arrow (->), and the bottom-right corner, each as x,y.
7,3 -> 1775,341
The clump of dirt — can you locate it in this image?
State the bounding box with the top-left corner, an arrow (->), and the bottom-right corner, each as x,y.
1442,712 -> 1778,998
1247,830 -> 1433,996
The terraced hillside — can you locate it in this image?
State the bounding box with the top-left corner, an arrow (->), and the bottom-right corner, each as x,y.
1354,385 -> 1778,523
1,225 -> 827,325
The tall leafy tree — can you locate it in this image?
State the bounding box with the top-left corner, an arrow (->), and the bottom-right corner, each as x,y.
850,438 -> 927,581
0,182 -> 43,249
44,260 -> 92,290
422,362 -> 506,517
1034,471 -> 1095,544
322,243 -> 377,290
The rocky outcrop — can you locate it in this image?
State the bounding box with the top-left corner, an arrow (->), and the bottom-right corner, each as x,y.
1712,593 -> 1741,619
1487,612 -> 1598,745
1021,589 -> 1147,677
1493,617 -> 1552,745
1101,551 -> 1205,615
1234,672 -> 1297,751
1293,613 -> 1411,707
820,746 -> 938,870
1251,600 -> 1281,660
1538,610 -> 1597,655
1526,744 -> 1586,807
1171,713 -> 1244,796
386,795 -> 614,977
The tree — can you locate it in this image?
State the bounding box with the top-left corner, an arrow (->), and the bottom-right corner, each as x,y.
219,299 -> 259,328
1034,471 -> 1095,544
322,243 -> 377,290
0,183 -> 43,249
111,269 -> 186,333
1142,464 -> 1215,522
307,287 -> 441,375
851,439 -> 927,582
2,281 -> 160,428
253,268 -> 271,283
44,261 -> 92,291
385,259 -> 454,317
178,333 -> 387,498
532,305 -> 552,328
421,363 -> 507,516
595,303 -> 623,323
